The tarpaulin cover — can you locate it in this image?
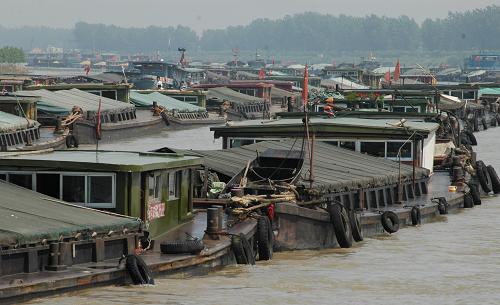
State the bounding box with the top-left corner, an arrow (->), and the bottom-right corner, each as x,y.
176,140 -> 430,194
0,111 -> 39,133
17,89 -> 134,115
130,91 -> 205,112
0,181 -> 142,247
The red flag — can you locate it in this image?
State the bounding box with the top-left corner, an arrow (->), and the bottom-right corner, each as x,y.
96,98 -> 102,140
394,59 -> 400,81
258,68 -> 265,80
303,64 -> 308,106
384,69 -> 391,83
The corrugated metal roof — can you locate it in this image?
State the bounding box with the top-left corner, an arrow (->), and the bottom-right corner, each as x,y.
206,87 -> 265,105
185,140 -> 428,193
130,91 -> 205,112
17,89 -> 134,115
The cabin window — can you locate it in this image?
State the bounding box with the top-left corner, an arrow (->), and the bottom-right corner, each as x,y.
168,171 -> 179,200
360,142 -> 385,157
339,141 -> 355,151
0,174 -> 6,181
236,89 -> 257,97
9,173 -> 34,190
36,173 -> 60,198
230,139 -> 255,148
325,141 -> 338,146
387,142 -> 412,159
148,174 -> 162,201
62,175 -> 86,204
88,176 -> 114,207
392,106 -> 405,113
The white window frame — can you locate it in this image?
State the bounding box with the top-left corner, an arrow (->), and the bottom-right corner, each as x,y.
168,171 -> 179,200
0,170 -> 116,208
148,173 -> 162,202
85,173 -> 116,209
318,139 -> 413,161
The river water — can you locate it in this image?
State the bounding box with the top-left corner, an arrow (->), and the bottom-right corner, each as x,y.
28,127 -> 500,305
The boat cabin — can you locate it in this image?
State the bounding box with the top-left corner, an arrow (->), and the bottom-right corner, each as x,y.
0,150 -> 203,238
211,117 -> 439,171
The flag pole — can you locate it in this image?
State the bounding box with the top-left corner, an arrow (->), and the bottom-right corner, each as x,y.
302,63 -> 313,188
95,98 -> 102,162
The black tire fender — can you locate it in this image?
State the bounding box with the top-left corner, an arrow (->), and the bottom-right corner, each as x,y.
160,239 -> 204,255
257,216 -> 273,261
464,130 -> 477,145
410,206 -> 421,226
381,211 -> 400,233
240,233 -> 255,265
125,254 -> 155,285
231,234 -> 248,264
476,160 -> 492,193
329,204 -> 352,248
486,165 -> 500,194
491,117 -> 498,127
463,193 -> 474,208
467,182 -> 482,205
481,117 -> 488,130
349,211 -> 363,242
437,197 -> 448,215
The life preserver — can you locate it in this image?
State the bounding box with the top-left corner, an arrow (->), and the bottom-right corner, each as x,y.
257,216 -> 273,260
381,211 -> 400,233
410,206 -> 421,226
329,204 -> 352,248
125,254 -> 155,285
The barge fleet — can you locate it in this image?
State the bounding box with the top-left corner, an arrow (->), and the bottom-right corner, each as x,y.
1,54 -> 500,303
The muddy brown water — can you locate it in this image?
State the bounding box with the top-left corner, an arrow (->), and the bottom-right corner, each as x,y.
27,127 -> 500,305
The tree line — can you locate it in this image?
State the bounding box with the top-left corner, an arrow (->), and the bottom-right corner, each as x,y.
0,47 -> 25,63
1,5 -> 500,53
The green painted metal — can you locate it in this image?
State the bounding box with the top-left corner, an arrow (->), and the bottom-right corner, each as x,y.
212,117 -> 439,139
0,150 -> 203,172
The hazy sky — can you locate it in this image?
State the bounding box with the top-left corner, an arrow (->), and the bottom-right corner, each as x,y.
2,0 -> 498,33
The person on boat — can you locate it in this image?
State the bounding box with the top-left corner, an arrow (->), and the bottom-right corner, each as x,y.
157,77 -> 163,90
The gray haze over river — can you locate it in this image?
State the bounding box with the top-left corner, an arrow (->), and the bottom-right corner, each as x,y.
28,127 -> 500,305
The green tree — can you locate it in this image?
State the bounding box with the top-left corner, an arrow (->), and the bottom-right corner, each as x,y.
0,47 -> 25,63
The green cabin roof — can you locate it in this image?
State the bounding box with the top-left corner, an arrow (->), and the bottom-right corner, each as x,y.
130,91 -> 205,112
211,117 -> 439,139
0,150 -> 203,172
